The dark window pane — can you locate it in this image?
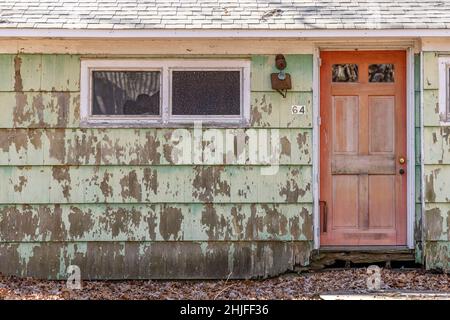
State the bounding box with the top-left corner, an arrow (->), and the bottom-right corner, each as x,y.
369,64 -> 395,82
92,71 -> 160,116
172,71 -> 241,116
332,64 -> 358,82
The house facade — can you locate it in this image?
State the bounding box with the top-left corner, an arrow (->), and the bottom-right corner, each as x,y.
0,1 -> 448,279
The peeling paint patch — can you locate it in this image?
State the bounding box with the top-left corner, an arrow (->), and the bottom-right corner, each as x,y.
119,170 -> 142,202
192,167 -> 230,202
14,55 -> 23,92
52,166 -> 71,199
159,206 -> 183,241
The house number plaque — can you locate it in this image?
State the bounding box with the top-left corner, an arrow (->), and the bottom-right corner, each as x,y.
291,105 -> 306,115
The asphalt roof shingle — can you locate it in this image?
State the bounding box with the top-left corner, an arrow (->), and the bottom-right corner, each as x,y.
0,0 -> 450,30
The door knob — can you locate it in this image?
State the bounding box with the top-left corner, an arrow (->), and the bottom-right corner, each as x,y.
399,168 -> 405,175
399,157 -> 406,164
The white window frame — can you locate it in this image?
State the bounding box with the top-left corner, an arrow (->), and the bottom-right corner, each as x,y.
80,59 -> 251,127
438,57 -> 450,125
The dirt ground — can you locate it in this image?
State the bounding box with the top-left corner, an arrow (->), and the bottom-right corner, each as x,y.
0,268 -> 448,300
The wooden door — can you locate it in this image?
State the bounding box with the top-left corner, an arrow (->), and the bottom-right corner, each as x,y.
320,51 -> 407,246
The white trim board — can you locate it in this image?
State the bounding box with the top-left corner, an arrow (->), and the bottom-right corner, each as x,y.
1,28 -> 450,39
313,48 -> 416,249
438,57 -> 450,125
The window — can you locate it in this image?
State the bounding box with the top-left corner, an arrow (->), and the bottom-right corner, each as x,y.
438,57 -> 450,124
369,64 -> 394,83
332,64 -> 358,82
80,60 -> 251,126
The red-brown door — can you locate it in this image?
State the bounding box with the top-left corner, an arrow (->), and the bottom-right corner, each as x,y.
320,51 -> 407,246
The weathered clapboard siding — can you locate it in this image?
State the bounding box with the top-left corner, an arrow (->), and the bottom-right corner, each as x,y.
0,92 -> 80,128
422,51 -> 450,273
0,204 -> 313,242
0,166 -> 312,204
0,128 -> 312,165
0,241 -> 312,279
0,53 -> 314,279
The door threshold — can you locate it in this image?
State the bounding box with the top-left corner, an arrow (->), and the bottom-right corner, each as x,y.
311,246 -> 415,269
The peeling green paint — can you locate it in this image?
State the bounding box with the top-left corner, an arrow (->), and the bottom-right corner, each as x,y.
0,54 -> 315,279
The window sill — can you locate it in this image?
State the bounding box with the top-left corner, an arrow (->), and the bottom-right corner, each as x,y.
80,118 -> 251,129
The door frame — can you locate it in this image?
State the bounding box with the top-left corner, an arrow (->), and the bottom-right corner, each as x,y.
312,45 -> 416,249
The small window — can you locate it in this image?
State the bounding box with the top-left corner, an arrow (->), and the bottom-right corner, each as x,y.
438,57 -> 450,124
332,64 -> 358,82
171,71 -> 241,116
369,64 -> 394,82
92,71 -> 160,116
81,60 -> 250,127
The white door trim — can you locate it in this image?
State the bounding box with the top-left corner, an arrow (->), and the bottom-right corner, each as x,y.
312,47 -> 416,249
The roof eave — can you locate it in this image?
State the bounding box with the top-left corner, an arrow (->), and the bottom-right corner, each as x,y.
0,28 -> 450,39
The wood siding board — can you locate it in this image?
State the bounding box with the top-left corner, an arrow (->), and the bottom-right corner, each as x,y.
424,127 -> 450,164
250,92 -> 312,128
0,241 -> 312,280
0,127 -> 311,166
423,52 -> 439,90
0,92 -> 80,129
424,204 -> 450,241
424,165 -> 450,203
0,204 -> 313,242
423,90 -> 440,127
41,55 -> 80,92
0,55 -> 15,91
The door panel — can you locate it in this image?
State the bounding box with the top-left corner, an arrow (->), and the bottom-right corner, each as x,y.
333,96 -> 359,154
369,96 -> 395,154
332,175 -> 359,228
320,51 -> 407,246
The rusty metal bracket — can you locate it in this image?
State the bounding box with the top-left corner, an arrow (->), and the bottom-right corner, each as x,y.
319,200 -> 328,233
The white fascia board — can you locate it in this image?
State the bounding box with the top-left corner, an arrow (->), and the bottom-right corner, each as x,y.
2,28 -> 450,39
